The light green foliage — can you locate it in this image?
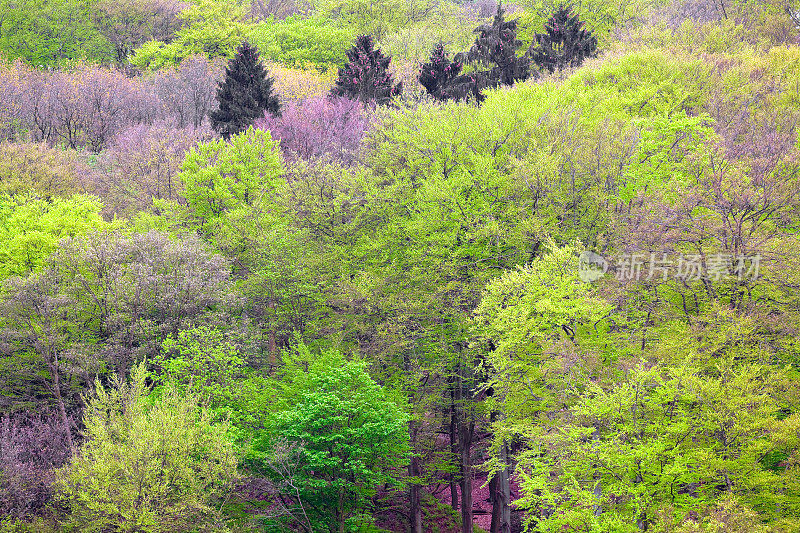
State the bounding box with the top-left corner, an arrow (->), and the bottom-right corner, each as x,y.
251,345 -> 410,532
154,326 -> 276,435
620,111 -> 717,202
179,126 -> 284,245
0,142 -> 91,199
130,0 -> 246,69
56,363 -> 239,532
0,0 -> 112,66
517,0 -> 668,48
311,0 -> 439,40
378,2 -> 479,66
475,241 -> 612,359
514,361 -> 800,531
473,242 -> 613,428
246,16 -> 355,70
0,194 -> 106,279
157,326 -> 246,408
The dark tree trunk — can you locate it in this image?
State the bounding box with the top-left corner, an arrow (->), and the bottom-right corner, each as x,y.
489,473 -> 500,533
50,354 -> 75,456
459,419 -> 474,533
404,352 -> 423,533
499,445 -> 512,533
449,383 -> 459,511
455,365 -> 474,533
409,450 -> 423,533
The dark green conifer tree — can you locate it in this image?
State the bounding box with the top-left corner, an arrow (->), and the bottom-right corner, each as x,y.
331,35 -> 402,105
528,5 -> 598,73
466,3 -> 530,86
210,41 -> 281,139
419,43 -> 463,101
419,4 -> 529,103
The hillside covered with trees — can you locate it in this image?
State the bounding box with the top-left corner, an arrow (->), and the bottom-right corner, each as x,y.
1,0 -> 800,531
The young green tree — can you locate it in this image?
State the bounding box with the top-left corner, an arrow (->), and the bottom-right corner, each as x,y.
179,126 -> 284,247
250,346 -> 411,533
155,326 -> 246,408
210,40 -> 281,139
330,35 -> 402,105
0,193 -> 106,280
512,362 -> 800,531
56,363 -> 239,533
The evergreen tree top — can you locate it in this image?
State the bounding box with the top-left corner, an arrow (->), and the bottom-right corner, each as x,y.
210,40 -> 281,139
528,4 -> 598,73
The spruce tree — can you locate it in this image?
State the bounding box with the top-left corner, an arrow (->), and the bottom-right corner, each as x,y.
467,3 -> 530,87
331,35 -> 402,105
419,43 -> 463,101
419,4 -> 529,103
528,5 -> 598,73
210,41 -> 281,139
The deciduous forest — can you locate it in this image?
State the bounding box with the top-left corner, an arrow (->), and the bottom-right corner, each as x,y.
1,0 -> 800,531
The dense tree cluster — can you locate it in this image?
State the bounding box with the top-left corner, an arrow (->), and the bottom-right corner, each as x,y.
2,1 -> 800,533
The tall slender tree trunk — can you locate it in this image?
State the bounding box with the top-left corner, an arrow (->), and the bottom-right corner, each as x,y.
267,299 -> 277,369
489,474 -> 500,533
409,448 -> 423,533
449,383 -> 459,511
50,353 -> 75,456
404,354 -> 423,533
459,419 -> 474,533
499,445 -> 512,533
455,363 -> 474,533
490,438 -> 512,533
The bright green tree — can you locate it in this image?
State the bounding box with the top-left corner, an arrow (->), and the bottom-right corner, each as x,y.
250,346 -> 411,533
0,194 -> 106,280
512,361 -> 800,531
0,0 -> 113,66
56,363 -> 239,533
179,126 -> 284,244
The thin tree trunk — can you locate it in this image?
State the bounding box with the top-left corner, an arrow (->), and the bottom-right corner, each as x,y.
405,353 -> 423,533
459,420 -> 473,533
409,450 -> 423,533
51,354 -> 75,456
489,473 -> 500,533
455,364 -> 474,533
491,442 -> 511,533
449,384 -> 459,511
499,444 -> 512,533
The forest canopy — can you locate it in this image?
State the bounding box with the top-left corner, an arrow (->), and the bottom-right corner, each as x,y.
1,0 -> 800,532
